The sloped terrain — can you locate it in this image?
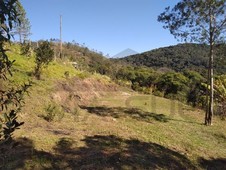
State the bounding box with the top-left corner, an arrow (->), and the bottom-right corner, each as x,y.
0,45 -> 226,169
2,91 -> 226,169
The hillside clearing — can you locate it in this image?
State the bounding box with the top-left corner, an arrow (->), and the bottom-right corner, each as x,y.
1,45 -> 225,170
2,90 -> 226,169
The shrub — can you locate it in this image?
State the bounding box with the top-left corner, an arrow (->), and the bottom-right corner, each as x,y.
20,41 -> 32,57
215,103 -> 226,120
64,71 -> 70,79
43,103 -> 64,122
155,72 -> 189,100
34,41 -> 54,79
153,90 -> 164,97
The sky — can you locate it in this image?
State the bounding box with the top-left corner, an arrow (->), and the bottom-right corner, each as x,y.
20,0 -> 180,57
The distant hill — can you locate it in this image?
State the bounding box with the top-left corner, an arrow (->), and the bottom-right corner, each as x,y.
112,48 -> 138,58
115,43 -> 226,75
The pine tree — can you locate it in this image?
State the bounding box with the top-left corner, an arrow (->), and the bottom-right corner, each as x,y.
13,1 -> 31,43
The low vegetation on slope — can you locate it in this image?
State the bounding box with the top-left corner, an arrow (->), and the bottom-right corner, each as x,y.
0,44 -> 225,169
2,92 -> 226,169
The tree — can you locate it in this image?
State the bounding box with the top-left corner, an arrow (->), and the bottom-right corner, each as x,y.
34,41 -> 54,80
13,1 -> 31,43
0,0 -> 28,144
155,72 -> 189,101
214,76 -> 226,119
158,0 -> 226,125
20,41 -> 32,57
185,70 -> 206,107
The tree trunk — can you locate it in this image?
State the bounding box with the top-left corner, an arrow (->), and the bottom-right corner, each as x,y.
19,31 -> 22,44
205,7 -> 214,126
34,64 -> 41,80
205,64 -> 210,125
208,43 -> 214,125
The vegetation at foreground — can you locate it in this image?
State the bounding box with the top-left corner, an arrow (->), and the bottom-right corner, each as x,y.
1,87 -> 226,169
0,0 -> 29,144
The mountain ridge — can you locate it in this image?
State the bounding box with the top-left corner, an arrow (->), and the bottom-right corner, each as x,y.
114,43 -> 226,75
112,48 -> 138,58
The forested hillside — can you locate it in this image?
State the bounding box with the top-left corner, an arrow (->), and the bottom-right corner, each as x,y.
45,42 -> 225,110
116,43 -> 226,75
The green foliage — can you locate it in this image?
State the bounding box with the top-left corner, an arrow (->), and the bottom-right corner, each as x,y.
0,110 -> 24,143
47,39 -> 225,113
157,0 -> 226,43
0,0 -> 20,78
185,70 -> 206,107
43,103 -> 64,122
152,90 -> 164,97
0,83 -> 30,143
214,76 -> 226,119
34,41 -> 54,79
117,43 -> 226,75
0,0 -> 28,144
0,0 -> 20,42
50,40 -> 120,78
64,71 -> 70,79
215,76 -> 226,102
20,41 -> 32,57
131,82 -> 142,91
70,106 -> 81,121
13,1 -> 31,43
116,66 -> 158,92
115,64 -> 207,107
155,72 -> 189,101
157,0 -> 226,125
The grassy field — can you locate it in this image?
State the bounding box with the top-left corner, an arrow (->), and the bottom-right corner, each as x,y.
2,91 -> 225,169
1,45 -> 226,169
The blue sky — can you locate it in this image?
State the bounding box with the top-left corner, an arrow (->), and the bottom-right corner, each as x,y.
20,0 -> 180,57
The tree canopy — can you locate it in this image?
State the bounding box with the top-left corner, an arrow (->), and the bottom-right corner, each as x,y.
158,0 -> 226,43
34,41 -> 54,80
13,1 -> 31,43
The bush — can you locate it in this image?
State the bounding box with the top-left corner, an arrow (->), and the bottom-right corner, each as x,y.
215,103 -> 226,120
155,72 -> 189,101
153,90 -> 164,97
34,41 -> 54,79
64,71 -> 70,79
43,103 -> 64,122
20,42 -> 32,57
131,82 -> 142,91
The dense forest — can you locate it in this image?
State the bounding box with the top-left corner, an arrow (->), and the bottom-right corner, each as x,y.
115,43 -> 226,75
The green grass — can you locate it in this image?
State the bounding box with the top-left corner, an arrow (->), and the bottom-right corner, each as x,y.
8,49 -> 82,84
6,91 -> 225,169
1,44 -> 226,169
91,93 -> 226,167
